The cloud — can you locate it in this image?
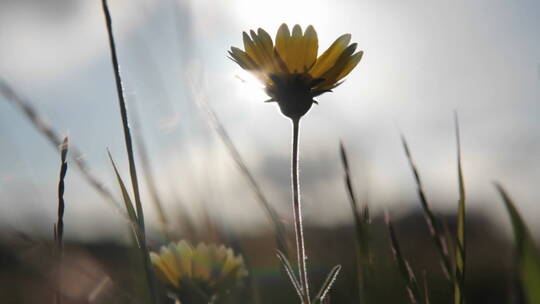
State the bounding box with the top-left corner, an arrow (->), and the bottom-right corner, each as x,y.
0,0 -> 158,85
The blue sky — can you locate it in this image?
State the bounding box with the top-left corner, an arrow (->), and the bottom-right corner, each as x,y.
1,0 -> 539,240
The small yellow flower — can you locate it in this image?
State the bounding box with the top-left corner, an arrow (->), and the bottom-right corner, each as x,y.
150,240 -> 248,302
229,23 -> 363,119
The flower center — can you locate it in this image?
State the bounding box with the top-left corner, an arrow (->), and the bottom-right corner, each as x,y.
266,73 -> 318,119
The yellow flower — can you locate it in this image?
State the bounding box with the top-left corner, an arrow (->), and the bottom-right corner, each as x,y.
229,23 -> 363,119
150,240 -> 248,302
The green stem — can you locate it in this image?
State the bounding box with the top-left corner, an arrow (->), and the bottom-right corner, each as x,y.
291,118 -> 310,303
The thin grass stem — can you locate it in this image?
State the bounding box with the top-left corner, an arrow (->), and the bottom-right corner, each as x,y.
56,136 -> 68,252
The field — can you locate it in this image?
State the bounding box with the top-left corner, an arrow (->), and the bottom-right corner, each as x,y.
1,1 -> 539,303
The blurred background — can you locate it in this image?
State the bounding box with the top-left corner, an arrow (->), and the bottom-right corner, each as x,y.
0,0 -> 539,303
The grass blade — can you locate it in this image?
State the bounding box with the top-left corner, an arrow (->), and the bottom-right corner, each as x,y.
108,151 -> 159,302
422,270 -> 431,304
495,184 -> 540,304
313,265 -> 342,304
107,151 -> 139,234
386,212 -> 423,304
339,141 -> 372,303
101,2 -> 156,301
453,113 -> 466,304
276,249 -> 304,301
401,134 -> 452,279
101,0 -> 144,231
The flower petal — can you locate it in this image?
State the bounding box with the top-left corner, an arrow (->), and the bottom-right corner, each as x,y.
337,50 -> 363,80
302,25 -> 318,71
256,28 -> 273,55
162,246 -> 180,276
259,28 -> 287,74
315,43 -> 358,90
193,243 -> 211,281
309,33 -> 351,78
228,47 -> 258,70
243,32 -> 265,67
221,248 -> 237,277
251,29 -> 283,74
229,47 -> 268,83
152,250 -> 180,288
287,24 -> 303,72
175,240 -> 194,278
275,23 -> 291,72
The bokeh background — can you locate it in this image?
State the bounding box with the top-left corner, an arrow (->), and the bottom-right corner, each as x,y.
0,0 -> 539,303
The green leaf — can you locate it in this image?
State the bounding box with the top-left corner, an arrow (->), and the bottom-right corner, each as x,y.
496,183 -> 540,304
276,249 -> 304,300
313,265 -> 341,304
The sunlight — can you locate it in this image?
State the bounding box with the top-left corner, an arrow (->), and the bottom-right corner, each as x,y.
231,69 -> 268,102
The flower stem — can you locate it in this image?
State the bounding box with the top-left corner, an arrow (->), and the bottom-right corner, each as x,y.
291,118 -> 310,304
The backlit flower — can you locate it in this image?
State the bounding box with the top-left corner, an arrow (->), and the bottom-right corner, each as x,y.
229,23 -> 363,119
150,240 -> 248,303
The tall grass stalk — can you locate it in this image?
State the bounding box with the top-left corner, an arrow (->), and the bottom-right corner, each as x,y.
101,0 -> 144,229
100,0 -> 155,302
54,137 -> 68,304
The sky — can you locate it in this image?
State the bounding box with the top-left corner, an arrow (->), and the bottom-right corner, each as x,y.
0,0 -> 539,241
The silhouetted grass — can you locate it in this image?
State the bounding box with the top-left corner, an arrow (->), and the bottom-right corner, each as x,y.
339,141 -> 372,303
495,183 -> 540,304
386,212 -> 423,304
401,134 -> 452,279
453,113 -> 466,304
